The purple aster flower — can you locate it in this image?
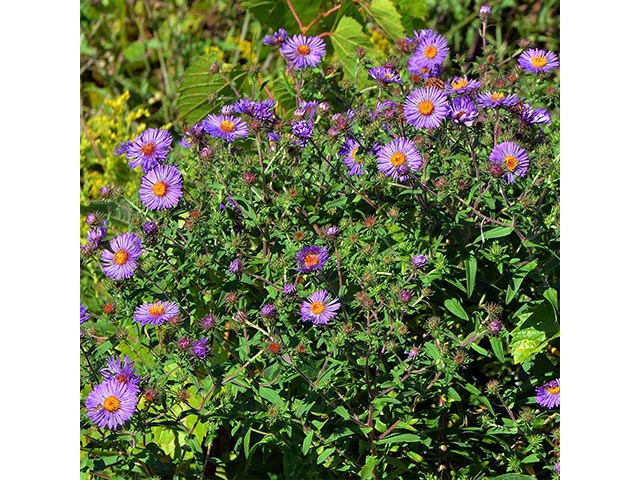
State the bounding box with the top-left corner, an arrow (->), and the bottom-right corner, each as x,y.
369,66 -> 403,84
407,55 -> 442,80
280,34 -> 326,70
405,346 -> 419,358
488,318 -> 503,334
267,132 -> 281,151
477,91 -> 520,109
339,137 -> 365,176
283,283 -> 297,297
412,254 -> 429,268
411,30 -> 449,69
404,87 -> 449,129
554,462 -> 560,474
100,232 -> 143,280
518,48 -> 560,73
295,245 -> 329,273
134,300 -> 180,326
178,121 -> 204,149
295,100 -> 319,119
520,104 -> 551,125
85,379 -> 138,430
228,258 -> 243,275
445,76 -> 481,96
260,304 -> 277,318
86,222 -> 108,251
85,212 -> 98,225
398,289 -> 412,303
535,378 -> 560,409
376,137 -> 423,182
126,128 -> 173,172
324,225 -> 340,239
479,5 -> 491,19
449,96 -> 479,127
139,165 -> 183,211
291,119 -> 313,147
300,290 -> 341,326
263,28 -> 289,47
81,304 -> 90,324
100,355 -> 140,392
192,337 -> 209,359
99,185 -> 113,198
489,141 -> 529,184
203,114 -> 249,143
373,99 -> 397,121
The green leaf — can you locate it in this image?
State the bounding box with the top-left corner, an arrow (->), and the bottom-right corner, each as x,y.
335,405 -> 351,421
492,475 -> 535,480
122,40 -> 146,61
360,455 -> 378,479
330,16 -> 372,80
316,447 -> 336,464
375,433 -> 422,444
464,255 -> 477,298
258,386 -> 285,407
473,226 -> 513,244
544,287 -> 559,319
444,298 -> 469,321
302,430 -> 314,455
509,327 -> 546,364
489,336 -> 505,363
363,0 -> 404,41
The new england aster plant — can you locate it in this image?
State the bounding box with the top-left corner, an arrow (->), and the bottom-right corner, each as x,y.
81,6 -> 559,478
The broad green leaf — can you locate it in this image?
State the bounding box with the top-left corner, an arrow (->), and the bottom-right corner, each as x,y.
316,447 -> 336,464
335,405 -> 351,421
489,336 -> 505,363
363,0 -> 404,42
444,298 -> 469,321
302,430 -> 314,455
544,287 -> 559,319
330,16 -> 372,80
258,386 -> 285,407
464,255 -> 477,298
509,327 -> 546,364
473,226 -> 513,244
493,475 -> 535,480
375,433 -> 422,444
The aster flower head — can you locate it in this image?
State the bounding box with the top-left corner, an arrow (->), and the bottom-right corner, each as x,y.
263,28 -> 289,47
520,104 -> 551,125
412,254 -> 430,268
283,283 -> 297,297
339,137 -> 365,176
228,258 -> 243,275
296,245 -> 329,273
126,128 -> 173,172
477,91 -> 520,109
81,304 -> 90,325
203,114 -> 249,143
405,346 -> 420,359
280,34 -> 326,70
479,5 -> 491,20
407,55 -> 442,81
535,378 -> 560,409
114,139 -> 133,156
445,75 -> 481,96
376,137 -> 423,182
260,304 -> 277,318
100,232 -> 143,280
200,316 -> 215,330
369,66 -> 403,84
412,29 -> 449,69
178,121 -> 204,149
86,223 -> 108,251
139,165 -> 183,210
518,48 -> 560,73
489,141 -> 529,184
404,87 -> 450,129
100,355 -> 140,392
324,225 -> 340,239
177,337 -> 191,350
192,337 -> 209,359
291,119 -> 313,147
300,290 -> 341,326
449,96 -> 479,127
85,379 -> 138,430
142,221 -> 158,236
134,300 -> 180,327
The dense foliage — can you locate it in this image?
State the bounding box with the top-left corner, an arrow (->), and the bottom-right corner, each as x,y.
80,1 -> 559,478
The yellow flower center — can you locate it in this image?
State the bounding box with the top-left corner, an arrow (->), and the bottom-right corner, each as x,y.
504,155 -> 519,171
148,304 -> 166,317
452,78 -> 468,90
546,384 -> 560,395
390,152 -> 406,167
424,45 -> 437,59
297,44 -> 311,56
310,301 -> 325,315
304,254 -> 319,267
220,120 -> 236,133
103,395 -> 121,413
531,55 -> 548,68
418,100 -> 434,116
114,249 -> 129,265
350,147 -> 363,164
141,143 -> 156,156
491,92 -> 504,102
152,181 -> 167,197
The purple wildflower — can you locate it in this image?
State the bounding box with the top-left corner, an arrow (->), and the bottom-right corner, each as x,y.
404,87 -> 450,129
134,301 -> 180,326
81,304 -> 90,324
445,76 -> 481,96
295,245 -> 329,273
192,337 -> 209,359
520,104 -> 551,125
177,337 -> 191,350
405,346 -> 420,359
300,290 -> 341,326
407,55 -> 442,80
100,355 -> 140,392
369,66 -> 403,84
263,28 -> 289,47
291,119 -> 313,147
142,221 -> 158,236
376,137 -> 423,182
283,283 -> 297,297
339,137 -> 365,176
139,165 -> 183,210
260,304 -> 277,318
280,34 -> 326,70
228,258 -> 243,275
535,378 -> 560,409
86,222 -> 108,251
126,128 -> 173,172
203,114 -> 249,143
518,48 -> 560,73
411,254 -> 429,268
449,96 -> 479,126
100,232 -> 143,280
411,29 -> 449,69
477,91 -> 520,109
85,379 -> 138,430
200,316 -> 215,330
489,141 -> 529,184
399,290 -> 412,303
